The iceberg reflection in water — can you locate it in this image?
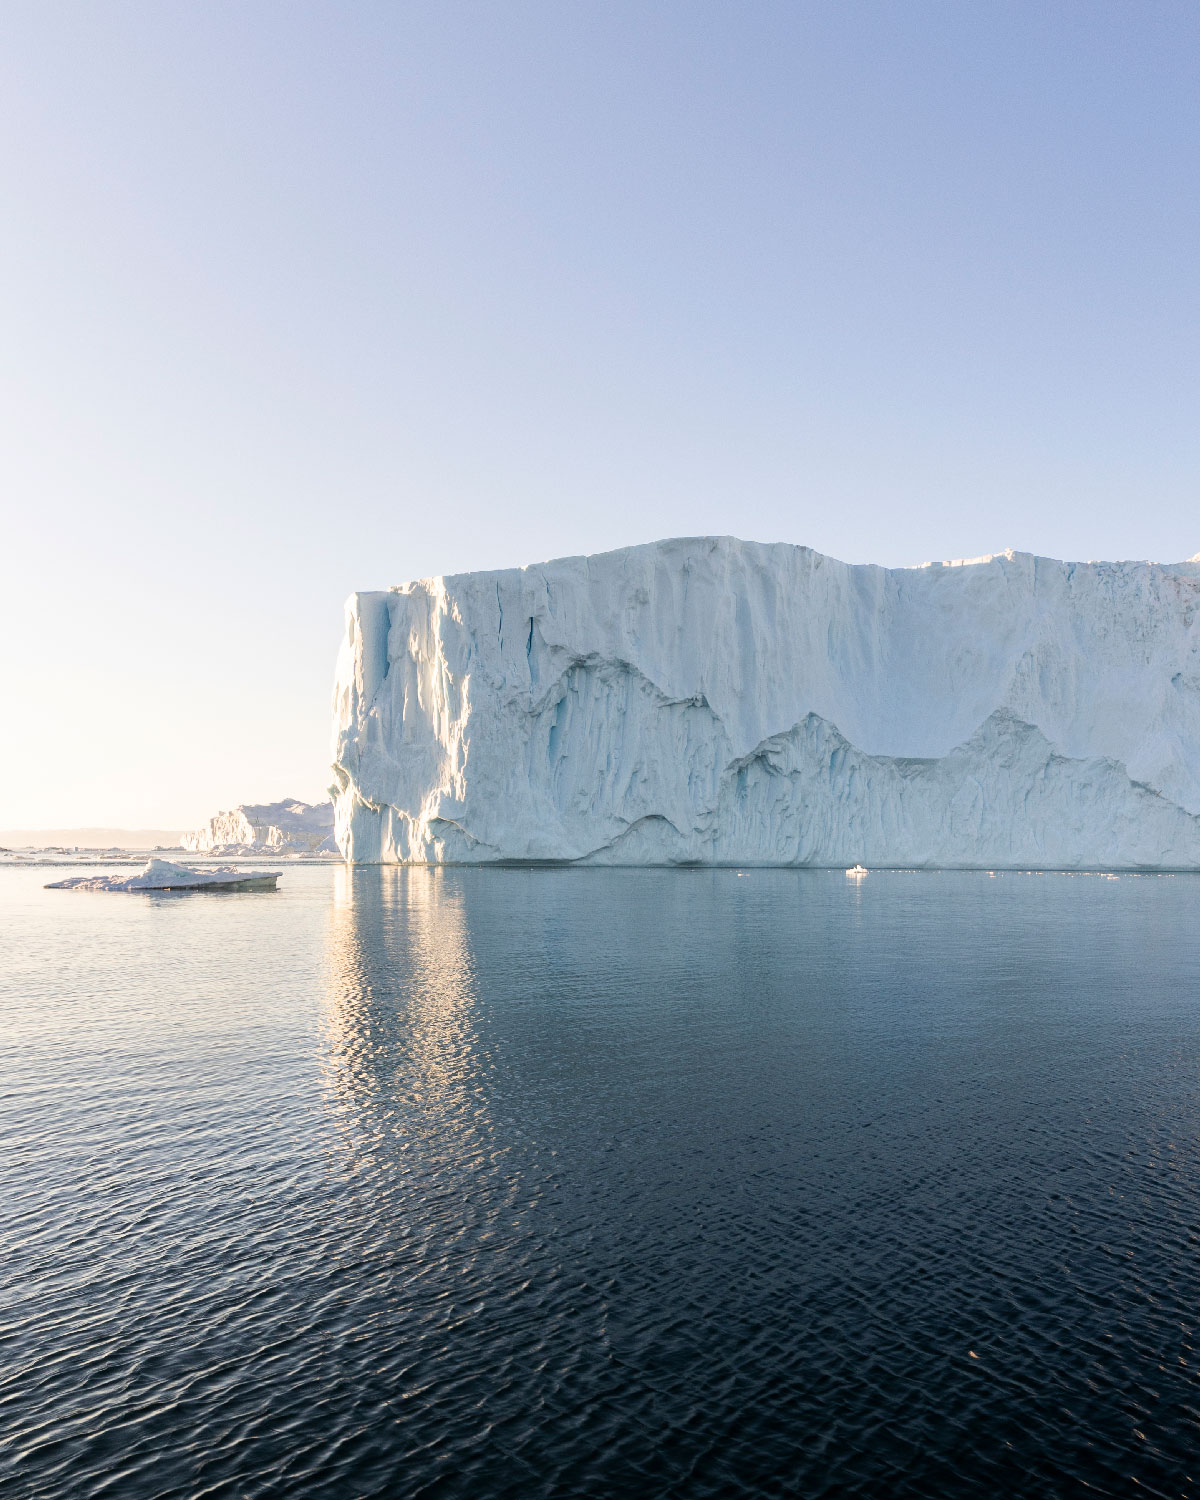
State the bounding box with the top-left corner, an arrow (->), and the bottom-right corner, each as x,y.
5,863 -> 1200,1498
322,867 -> 493,1196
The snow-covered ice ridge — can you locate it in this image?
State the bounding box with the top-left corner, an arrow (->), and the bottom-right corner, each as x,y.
182,799 -> 335,854
331,538 -> 1200,869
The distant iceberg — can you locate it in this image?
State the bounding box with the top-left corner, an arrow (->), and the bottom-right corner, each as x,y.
181,799 -> 335,855
330,537 -> 1200,869
47,858 -> 280,892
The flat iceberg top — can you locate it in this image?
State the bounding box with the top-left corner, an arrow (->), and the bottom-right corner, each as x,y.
47,858 -> 281,892
400,536 -> 1200,594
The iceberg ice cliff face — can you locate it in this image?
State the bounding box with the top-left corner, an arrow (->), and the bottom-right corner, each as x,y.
330,538 -> 1200,868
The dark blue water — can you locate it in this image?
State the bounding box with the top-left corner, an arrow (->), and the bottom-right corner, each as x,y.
5,864 -> 1200,1499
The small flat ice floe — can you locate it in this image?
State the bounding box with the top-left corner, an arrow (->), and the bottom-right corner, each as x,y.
46,857 -> 281,893
845,864 -> 869,878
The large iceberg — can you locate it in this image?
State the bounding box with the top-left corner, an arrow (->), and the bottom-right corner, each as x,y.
330,538 -> 1200,869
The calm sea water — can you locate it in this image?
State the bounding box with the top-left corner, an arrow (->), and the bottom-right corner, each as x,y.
5,863 -> 1200,1499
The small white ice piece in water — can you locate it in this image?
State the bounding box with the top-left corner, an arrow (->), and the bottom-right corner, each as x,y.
46,858 -> 281,893
846,864 -> 869,878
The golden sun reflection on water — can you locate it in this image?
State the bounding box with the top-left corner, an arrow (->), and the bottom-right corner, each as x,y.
320,866 -> 493,1186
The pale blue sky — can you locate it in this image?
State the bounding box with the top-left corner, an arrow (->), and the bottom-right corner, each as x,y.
2,1 -> 1198,828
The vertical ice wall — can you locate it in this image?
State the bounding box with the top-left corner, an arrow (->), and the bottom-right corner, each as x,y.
330,538 -> 1200,867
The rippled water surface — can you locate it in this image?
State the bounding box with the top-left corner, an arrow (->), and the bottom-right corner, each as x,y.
6,865 -> 1200,1498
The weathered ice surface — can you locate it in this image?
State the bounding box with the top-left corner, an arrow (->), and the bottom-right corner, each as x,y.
330,538 -> 1200,868
182,800 -> 335,854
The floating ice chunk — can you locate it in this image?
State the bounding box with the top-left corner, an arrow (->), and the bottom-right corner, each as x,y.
46,858 -> 280,892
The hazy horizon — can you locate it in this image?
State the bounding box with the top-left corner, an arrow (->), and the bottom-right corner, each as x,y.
0,828 -> 191,849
